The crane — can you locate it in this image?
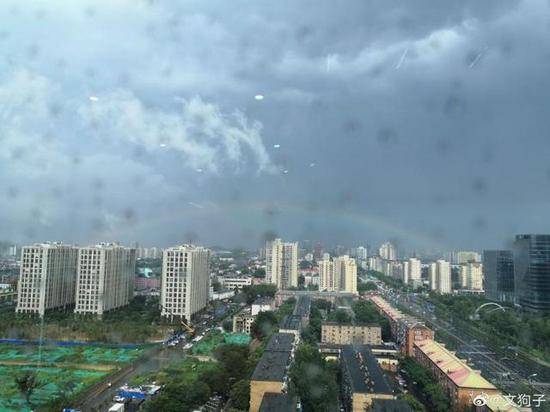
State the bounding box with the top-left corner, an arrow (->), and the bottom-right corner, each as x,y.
159,303 -> 196,337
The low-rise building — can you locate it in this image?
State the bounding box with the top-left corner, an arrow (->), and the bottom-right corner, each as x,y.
341,345 -> 395,411
369,296 -> 433,356
233,312 -> 255,335
249,333 -> 295,412
219,276 -> 252,290
413,339 -> 499,410
321,322 -> 382,345
259,393 -> 298,412
252,297 -> 274,316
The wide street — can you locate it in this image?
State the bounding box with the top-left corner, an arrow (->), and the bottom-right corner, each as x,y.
377,284 -> 550,398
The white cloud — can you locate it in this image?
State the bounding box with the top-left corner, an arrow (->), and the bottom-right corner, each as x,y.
78,91 -> 274,174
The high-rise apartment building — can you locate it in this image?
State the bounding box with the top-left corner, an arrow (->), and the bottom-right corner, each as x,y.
74,244 -> 136,316
356,246 -> 368,260
408,258 -> 422,284
265,239 -> 298,289
429,263 -> 437,291
319,259 -> 337,291
483,250 -> 514,303
16,243 -> 78,316
379,242 -> 396,260
319,255 -> 357,293
161,245 -> 210,321
429,260 -> 451,294
456,251 -> 481,264
437,260 -> 451,294
459,262 -> 483,290
513,235 -> 550,314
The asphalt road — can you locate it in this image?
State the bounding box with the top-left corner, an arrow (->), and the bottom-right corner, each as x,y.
382,289 -> 550,398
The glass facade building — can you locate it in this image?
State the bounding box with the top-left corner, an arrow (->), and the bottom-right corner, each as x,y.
482,250 -> 515,303
513,235 -> 550,314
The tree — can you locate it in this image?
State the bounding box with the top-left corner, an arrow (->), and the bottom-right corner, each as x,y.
222,319 -> 233,332
357,281 -> 377,293
328,309 -> 351,324
200,367 -> 230,397
289,344 -> 338,411
253,268 -> 266,278
229,379 -> 250,410
15,372 -> 42,408
242,284 -> 277,304
214,344 -> 251,382
250,311 -> 278,340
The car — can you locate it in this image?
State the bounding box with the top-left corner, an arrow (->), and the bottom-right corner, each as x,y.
113,395 -> 126,403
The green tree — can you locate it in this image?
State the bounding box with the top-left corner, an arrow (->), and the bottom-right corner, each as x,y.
357,281 -> 377,293
328,309 -> 351,324
222,319 -> 233,332
229,379 -> 250,410
250,311 -> 279,340
289,344 -> 338,411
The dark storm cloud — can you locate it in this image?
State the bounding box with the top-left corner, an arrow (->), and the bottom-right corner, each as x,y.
1,0 -> 549,252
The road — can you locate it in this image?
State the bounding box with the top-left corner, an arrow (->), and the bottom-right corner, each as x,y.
379,287 -> 550,398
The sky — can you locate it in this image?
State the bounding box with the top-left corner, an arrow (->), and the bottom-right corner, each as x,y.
1,0 -> 550,253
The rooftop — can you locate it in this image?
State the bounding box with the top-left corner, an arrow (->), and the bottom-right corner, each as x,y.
259,393 -> 297,412
341,345 -> 393,395
253,296 -> 274,305
322,321 -> 380,328
414,339 -> 497,390
371,399 -> 413,412
251,350 -> 291,382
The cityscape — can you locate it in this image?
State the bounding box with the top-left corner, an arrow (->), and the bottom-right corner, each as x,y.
1,236 -> 550,411
2,1 -> 550,412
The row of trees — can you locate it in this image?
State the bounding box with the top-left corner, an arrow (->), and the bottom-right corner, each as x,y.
400,357 -> 450,412
288,344 -> 339,412
352,300 -> 392,340
428,294 -> 550,361
0,296 -> 175,343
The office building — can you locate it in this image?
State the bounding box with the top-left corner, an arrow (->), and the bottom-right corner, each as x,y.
483,250 -> 515,303
74,244 -> 136,316
321,322 -> 381,345
514,234 -> 550,314
160,245 -> 210,322
379,242 -> 396,261
319,255 -> 357,293
265,239 -> 298,289
16,243 -> 78,316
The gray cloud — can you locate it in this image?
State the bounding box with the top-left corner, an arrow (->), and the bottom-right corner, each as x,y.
1,0 -> 550,252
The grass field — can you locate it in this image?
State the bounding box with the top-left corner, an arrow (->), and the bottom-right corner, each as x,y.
0,343 -> 143,411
